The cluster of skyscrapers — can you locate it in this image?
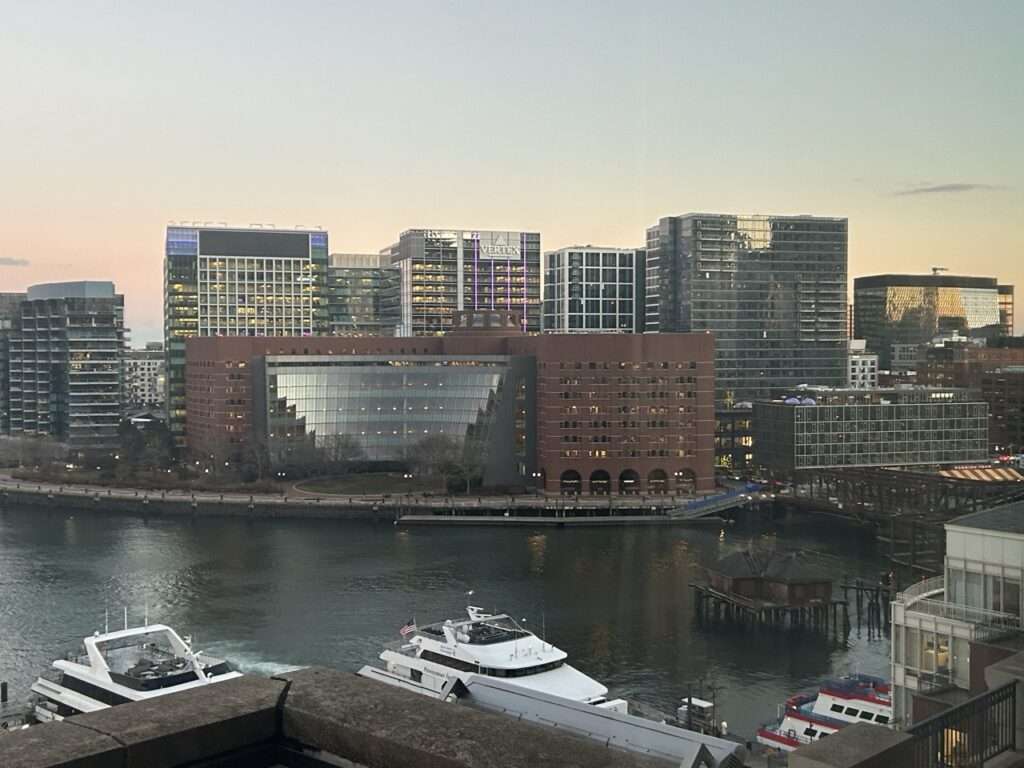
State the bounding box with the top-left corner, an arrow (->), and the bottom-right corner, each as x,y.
0,212 -> 1017,485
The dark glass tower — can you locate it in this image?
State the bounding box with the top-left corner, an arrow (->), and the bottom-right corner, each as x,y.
646,213 -> 848,404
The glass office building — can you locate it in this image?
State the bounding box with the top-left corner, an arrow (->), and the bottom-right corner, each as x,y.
164,225 -> 330,445
389,229 -> 541,335
253,354 -> 535,484
754,386 -> 989,473
645,213 -> 848,405
854,273 -> 1004,369
326,253 -> 400,336
7,282 -> 125,451
542,247 -> 643,333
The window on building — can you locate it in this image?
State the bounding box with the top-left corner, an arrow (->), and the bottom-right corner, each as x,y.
1006,578 -> 1021,617
905,627 -> 920,670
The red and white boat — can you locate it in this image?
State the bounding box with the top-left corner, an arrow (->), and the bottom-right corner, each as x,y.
756,674 -> 891,752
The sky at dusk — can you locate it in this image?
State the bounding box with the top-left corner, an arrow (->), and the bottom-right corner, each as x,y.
1,1 -> 1021,344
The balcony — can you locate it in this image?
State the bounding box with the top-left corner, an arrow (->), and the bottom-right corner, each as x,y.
896,576 -> 1022,636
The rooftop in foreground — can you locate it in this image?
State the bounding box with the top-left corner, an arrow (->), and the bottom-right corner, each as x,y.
947,500 -> 1024,535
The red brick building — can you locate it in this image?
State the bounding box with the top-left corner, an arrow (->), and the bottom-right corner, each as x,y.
982,367 -> 1024,454
917,343 -> 1024,390
185,311 -> 715,494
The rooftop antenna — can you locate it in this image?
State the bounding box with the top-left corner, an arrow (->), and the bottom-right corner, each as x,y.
144,599 -> 149,628
104,608 -> 109,634
123,607 -> 128,631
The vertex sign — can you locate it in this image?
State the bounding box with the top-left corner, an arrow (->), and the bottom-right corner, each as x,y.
465,231 -> 522,260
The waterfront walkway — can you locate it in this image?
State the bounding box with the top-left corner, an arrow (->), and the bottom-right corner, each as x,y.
0,473 -> 757,523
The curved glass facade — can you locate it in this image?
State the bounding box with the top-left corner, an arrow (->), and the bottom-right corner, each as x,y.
257,355 -> 534,483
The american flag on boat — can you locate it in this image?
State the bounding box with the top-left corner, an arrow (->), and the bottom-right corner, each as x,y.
399,618 -> 417,637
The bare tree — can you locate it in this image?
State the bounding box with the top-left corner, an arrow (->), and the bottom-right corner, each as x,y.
411,434 -> 462,491
322,433 -> 365,473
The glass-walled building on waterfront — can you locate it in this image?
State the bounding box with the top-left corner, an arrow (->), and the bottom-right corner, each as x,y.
891,503 -> 1024,726
164,225 -> 330,445
7,282 -> 125,451
326,253 -> 400,336
254,354 -> 535,486
386,229 -> 541,335
854,273 -> 1005,369
645,213 -> 848,405
542,246 -> 643,333
754,386 -> 989,473
184,310 -> 716,493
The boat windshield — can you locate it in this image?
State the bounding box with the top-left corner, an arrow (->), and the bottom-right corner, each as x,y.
95,631 -> 182,675
465,617 -> 530,645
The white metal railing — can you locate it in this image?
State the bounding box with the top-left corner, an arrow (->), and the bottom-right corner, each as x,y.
897,576 -> 945,603
907,597 -> 1021,629
896,576 -> 1022,630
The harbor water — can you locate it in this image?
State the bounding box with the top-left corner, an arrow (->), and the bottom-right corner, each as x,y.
0,504 -> 890,739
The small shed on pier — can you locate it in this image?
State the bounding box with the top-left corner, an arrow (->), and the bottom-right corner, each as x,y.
708,549 -> 832,607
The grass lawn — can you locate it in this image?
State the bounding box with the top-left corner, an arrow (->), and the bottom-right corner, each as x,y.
295,473 -> 447,495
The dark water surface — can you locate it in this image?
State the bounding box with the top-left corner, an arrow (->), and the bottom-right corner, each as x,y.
0,505 -> 890,738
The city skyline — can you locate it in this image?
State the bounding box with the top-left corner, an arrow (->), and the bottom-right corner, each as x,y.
2,1 -> 1021,343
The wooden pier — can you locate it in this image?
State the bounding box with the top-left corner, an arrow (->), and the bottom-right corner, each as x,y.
693,577 -> 892,638
692,584 -> 849,634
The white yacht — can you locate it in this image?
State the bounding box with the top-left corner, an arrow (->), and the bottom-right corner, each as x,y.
30,623 -> 242,722
359,606 -> 624,711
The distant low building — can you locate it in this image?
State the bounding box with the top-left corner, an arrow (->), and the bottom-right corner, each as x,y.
126,342 -> 165,408
754,386 -> 989,473
918,339 -> 1024,390
983,367 -> 1024,454
847,340 -> 878,389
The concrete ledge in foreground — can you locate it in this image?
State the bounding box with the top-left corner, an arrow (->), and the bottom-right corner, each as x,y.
789,722 -> 913,768
276,666 -> 676,768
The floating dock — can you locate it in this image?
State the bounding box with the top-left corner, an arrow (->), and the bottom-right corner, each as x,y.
397,513 -> 726,527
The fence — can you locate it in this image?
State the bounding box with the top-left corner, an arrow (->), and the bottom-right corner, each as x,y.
907,681 -> 1016,767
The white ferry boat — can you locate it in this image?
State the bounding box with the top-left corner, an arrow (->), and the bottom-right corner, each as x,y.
359,606 -> 626,711
30,623 -> 241,722
756,674 -> 891,752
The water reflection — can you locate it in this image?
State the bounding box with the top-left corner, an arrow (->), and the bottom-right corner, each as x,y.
0,506 -> 889,738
